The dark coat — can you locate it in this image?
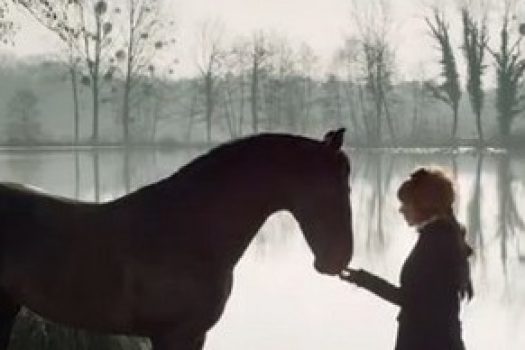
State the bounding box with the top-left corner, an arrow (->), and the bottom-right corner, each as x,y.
354,218 -> 468,350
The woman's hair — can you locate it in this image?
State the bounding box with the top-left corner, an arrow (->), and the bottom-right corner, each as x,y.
397,167 -> 455,219
398,166 -> 474,300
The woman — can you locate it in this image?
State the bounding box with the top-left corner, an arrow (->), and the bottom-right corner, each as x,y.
340,167 -> 473,350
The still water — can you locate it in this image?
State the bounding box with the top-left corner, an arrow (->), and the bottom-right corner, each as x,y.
0,147 -> 523,350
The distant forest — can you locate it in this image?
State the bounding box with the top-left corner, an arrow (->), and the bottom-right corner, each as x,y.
0,0 -> 524,148
0,57 -> 524,147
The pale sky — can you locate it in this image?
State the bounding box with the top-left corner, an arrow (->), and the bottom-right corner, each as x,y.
3,0 -> 525,81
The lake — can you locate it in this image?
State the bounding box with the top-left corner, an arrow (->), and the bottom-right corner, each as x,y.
0,147 -> 523,350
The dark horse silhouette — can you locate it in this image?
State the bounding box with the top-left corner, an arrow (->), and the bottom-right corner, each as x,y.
0,129 -> 353,350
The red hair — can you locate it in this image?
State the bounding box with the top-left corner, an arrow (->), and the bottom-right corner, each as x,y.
397,167 -> 455,219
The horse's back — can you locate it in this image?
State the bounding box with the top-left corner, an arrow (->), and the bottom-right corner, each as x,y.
0,182 -> 102,269
0,182 -> 103,228
0,183 -> 137,329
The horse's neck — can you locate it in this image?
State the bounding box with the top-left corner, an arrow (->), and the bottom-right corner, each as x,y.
168,164 -> 289,271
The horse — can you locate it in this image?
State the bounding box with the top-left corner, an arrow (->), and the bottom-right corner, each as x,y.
0,129 -> 353,350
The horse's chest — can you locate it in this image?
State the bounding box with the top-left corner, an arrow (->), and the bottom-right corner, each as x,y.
129,266 -> 233,334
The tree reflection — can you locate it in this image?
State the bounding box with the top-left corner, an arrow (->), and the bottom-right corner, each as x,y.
5,151 -> 43,185
74,151 -> 81,200
467,152 -> 485,265
93,150 -> 101,202
496,153 -> 525,275
123,148 -> 131,194
362,152 -> 394,254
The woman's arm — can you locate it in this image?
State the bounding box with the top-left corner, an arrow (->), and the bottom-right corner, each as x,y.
340,269 -> 402,306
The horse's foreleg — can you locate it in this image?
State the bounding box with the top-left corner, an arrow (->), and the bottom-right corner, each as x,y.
0,296 -> 19,350
0,311 -> 17,350
151,332 -> 206,350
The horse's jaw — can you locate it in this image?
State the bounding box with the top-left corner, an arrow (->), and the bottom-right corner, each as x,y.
313,258 -> 349,276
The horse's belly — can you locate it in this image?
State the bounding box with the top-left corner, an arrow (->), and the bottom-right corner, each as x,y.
2,256 -> 233,337
0,251 -> 136,333
8,280 -> 130,332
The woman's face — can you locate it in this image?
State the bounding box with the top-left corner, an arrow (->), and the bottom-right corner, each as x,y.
399,200 -> 425,227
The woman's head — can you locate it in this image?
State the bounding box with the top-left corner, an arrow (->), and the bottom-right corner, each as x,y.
397,167 -> 455,226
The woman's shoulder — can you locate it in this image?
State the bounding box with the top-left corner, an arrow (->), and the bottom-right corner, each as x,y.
419,217 -> 462,246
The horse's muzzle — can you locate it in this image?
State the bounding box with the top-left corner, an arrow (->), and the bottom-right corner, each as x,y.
313,258 -> 349,275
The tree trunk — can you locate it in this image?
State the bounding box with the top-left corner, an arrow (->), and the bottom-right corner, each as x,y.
123,6 -> 135,147
70,66 -> 80,145
92,19 -> 102,145
222,86 -> 235,138
185,91 -> 198,143
357,85 -> 371,145
475,110 -> 484,145
123,71 -> 132,146
452,103 -> 459,142
239,74 -> 245,136
335,83 -> 343,126
250,59 -> 259,134
74,151 -> 80,199
123,149 -> 131,194
205,72 -> 213,143
343,82 -> 361,139
382,94 -> 396,145
410,89 -> 420,142
499,114 -> 511,146
303,77 -> 312,132
151,87 -> 162,143
375,96 -> 382,146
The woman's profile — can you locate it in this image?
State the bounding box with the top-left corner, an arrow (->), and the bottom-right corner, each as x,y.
340,167 -> 473,350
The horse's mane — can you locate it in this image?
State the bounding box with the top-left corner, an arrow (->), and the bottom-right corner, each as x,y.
175,133 -> 317,178
130,133 -> 321,200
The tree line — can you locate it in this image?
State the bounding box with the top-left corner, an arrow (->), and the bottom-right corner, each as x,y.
0,0 -> 524,147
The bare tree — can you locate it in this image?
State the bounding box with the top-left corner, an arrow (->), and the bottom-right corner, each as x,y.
194,19 -> 225,143
334,37 -> 364,142
247,31 -> 273,134
425,7 -> 462,142
461,6 -> 488,144
265,36 -> 297,131
296,42 -> 317,132
0,0 -> 16,45
14,0 -> 88,144
487,3 -> 525,144
24,0 -> 118,144
88,1 -> 117,143
351,0 -> 397,146
6,89 -> 42,143
221,38 -> 251,137
116,0 -> 176,145
322,74 -> 344,128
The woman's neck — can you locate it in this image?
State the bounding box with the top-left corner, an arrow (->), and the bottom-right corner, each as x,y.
416,215 -> 440,231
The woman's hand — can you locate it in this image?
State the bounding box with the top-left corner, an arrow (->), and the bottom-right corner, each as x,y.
339,268 -> 367,286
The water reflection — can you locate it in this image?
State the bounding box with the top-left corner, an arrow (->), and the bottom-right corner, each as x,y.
0,148 -> 523,349
496,154 -> 525,273
467,153 -> 484,265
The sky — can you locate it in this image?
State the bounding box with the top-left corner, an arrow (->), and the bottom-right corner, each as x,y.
3,0 -> 525,81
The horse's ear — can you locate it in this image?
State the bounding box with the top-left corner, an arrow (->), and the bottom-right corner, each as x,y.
323,128 -> 346,150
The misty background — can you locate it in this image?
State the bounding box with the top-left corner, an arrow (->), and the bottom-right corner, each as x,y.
0,0 -> 524,349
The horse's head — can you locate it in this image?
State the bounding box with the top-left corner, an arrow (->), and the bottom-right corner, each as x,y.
288,128 -> 353,275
